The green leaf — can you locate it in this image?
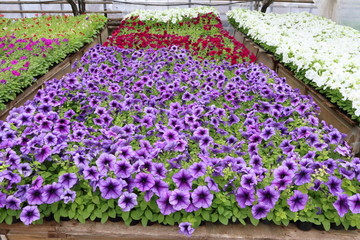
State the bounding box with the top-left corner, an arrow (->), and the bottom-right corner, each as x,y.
140,200 -> 148,210
108,209 -> 116,218
122,211 -> 130,221
249,217 -> 259,226
94,208 -> 103,218
0,211 -> 7,223
86,204 -> 95,214
75,197 -> 83,204
211,213 -> 219,222
92,196 -> 100,204
78,215 -> 86,224
101,204 -> 108,213
165,215 -> 175,225
218,206 -> 224,215
322,220 -> 331,231
239,218 -> 246,225
201,211 -> 210,221
101,213 -> 109,224
51,202 -> 59,213
60,208 -> 68,217
124,217 -> 132,226
5,215 -> 13,225
69,209 -> 76,219
219,215 -> 229,225
282,219 -> 289,226
54,211 -> 61,223
131,209 -> 142,220
107,199 -> 115,208
157,214 -> 164,223
145,209 -> 153,220
141,217 -> 148,227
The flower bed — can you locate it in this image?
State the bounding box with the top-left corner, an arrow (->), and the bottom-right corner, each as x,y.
0,44 -> 359,235
227,9 -> 360,123
105,7 -> 256,64
0,14 -> 107,110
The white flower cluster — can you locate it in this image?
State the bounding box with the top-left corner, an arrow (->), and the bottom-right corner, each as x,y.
227,9 -> 360,117
124,7 -> 219,24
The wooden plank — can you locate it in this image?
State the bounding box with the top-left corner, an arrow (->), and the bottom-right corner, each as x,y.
256,49 -> 278,70
234,31 -> 245,44
0,220 -> 359,240
277,64 -> 307,95
244,39 -> 259,57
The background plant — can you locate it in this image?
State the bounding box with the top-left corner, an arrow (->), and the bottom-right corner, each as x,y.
106,8 -> 256,64
227,9 -> 360,123
0,14 -> 107,110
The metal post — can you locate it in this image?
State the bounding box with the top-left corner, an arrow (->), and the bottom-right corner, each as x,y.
103,0 -> 107,17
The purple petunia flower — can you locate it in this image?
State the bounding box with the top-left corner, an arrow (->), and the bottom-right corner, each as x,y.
61,189 -> 76,203
178,222 -> 195,236
199,136 -> 213,148
118,192 -> 138,211
0,193 -> 6,208
241,173 -> 257,190
236,187 -> 255,208
42,183 -> 63,204
32,176 -> 43,189
99,178 -> 123,199
193,127 -> 209,139
257,186 -> 280,208
293,167 -> 312,186
96,153 -> 116,172
134,173 -> 155,192
250,155 -> 262,168
156,190 -> 175,215
287,190 -> 308,212
172,169 -> 193,191
35,146 -> 52,163
83,166 -> 100,181
117,146 -> 135,160
191,186 -> 213,209
188,162 -> 206,178
20,206 -> 40,225
348,194 -> 360,214
26,187 -> 44,205
325,176 -> 343,196
174,139 -> 187,152
18,163 -> 32,177
169,189 -> 190,211
5,195 -> 21,210
333,194 -> 349,217
151,163 -> 167,179
58,173 -> 78,189
114,160 -> 133,178
152,179 -> 169,196
205,176 -> 219,192
260,127 -> 275,141
163,129 -> 179,143
252,203 -> 270,219
273,166 -> 294,180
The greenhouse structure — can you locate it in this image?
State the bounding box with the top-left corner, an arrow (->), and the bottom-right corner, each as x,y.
0,0 -> 360,239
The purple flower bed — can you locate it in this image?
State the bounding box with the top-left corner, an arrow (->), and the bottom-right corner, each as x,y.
0,44 -> 359,233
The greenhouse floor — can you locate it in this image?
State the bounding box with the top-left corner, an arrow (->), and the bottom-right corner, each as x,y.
0,220 -> 359,240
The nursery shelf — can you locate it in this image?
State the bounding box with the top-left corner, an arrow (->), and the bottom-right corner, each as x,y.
233,30 -> 360,155
0,220 -> 359,240
0,25 -> 109,121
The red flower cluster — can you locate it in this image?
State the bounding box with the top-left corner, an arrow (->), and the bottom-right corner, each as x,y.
105,13 -> 256,64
